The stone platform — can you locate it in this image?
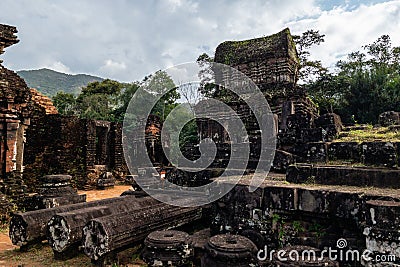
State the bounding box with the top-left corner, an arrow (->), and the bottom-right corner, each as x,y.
210,173 -> 400,266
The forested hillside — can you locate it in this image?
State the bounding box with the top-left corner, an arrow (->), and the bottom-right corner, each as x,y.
17,68 -> 104,96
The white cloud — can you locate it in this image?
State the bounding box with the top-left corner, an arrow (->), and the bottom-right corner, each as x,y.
99,59 -> 127,77
0,0 -> 399,82
288,1 -> 400,70
164,0 -> 198,13
44,61 -> 72,74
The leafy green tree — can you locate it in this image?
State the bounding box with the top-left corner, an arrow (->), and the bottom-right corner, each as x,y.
293,30 -> 327,83
78,94 -> 114,120
305,73 -> 348,114
197,53 -> 216,98
337,35 -> 400,123
307,34 -> 400,123
113,82 -> 140,122
142,70 -> 180,121
51,73 -> 181,123
179,120 -> 199,151
76,79 -> 123,121
52,92 -> 77,115
79,79 -> 122,96
162,103 -> 199,165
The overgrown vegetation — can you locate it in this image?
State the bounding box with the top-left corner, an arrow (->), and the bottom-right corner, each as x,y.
335,126 -> 400,142
197,30 -> 400,125
52,71 -> 200,149
53,71 -> 179,123
52,30 -> 400,147
303,34 -> 400,124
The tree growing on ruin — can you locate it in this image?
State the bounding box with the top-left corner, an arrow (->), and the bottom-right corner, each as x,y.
292,29 -> 327,83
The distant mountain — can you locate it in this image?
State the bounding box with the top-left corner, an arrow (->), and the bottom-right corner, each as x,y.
17,68 -> 104,96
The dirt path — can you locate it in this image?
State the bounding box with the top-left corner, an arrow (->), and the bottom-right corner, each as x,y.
78,185 -> 132,202
0,234 -> 14,252
0,185 -> 135,266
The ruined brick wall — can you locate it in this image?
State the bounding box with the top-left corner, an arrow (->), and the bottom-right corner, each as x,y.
124,114 -> 169,176
23,113 -> 61,173
23,115 -> 88,190
85,120 -> 111,167
0,66 -> 31,176
59,117 -> 88,188
24,115 -> 133,190
30,88 -> 58,114
23,89 -> 62,190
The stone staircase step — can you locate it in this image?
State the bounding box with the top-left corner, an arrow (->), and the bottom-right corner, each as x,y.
286,164 -> 400,189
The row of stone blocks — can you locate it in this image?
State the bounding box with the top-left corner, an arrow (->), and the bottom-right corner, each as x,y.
278,113 -> 342,145
211,182 -> 400,266
9,194 -> 202,263
286,164 -> 400,189
289,141 -> 400,168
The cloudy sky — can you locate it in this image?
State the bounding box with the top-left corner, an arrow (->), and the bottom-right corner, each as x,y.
1,0 -> 399,82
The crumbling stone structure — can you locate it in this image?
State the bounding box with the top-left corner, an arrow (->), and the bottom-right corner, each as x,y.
28,174 -> 86,210
142,230 -> 194,266
0,24 -> 31,178
204,28 -> 400,267
201,234 -> 258,267
129,114 -> 169,168
0,24 -> 32,213
378,111 -> 400,126
194,28 -> 340,175
213,28 -> 318,132
210,175 -> 400,266
0,24 -> 142,213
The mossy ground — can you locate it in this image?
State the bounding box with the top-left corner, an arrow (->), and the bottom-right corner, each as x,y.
335,125 -> 400,142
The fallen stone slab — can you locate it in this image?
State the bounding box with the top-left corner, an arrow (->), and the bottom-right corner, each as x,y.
82,204 -> 202,260
9,195 -> 144,247
47,197 -> 160,254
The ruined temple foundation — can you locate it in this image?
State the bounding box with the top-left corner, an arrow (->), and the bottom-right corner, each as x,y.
27,175 -> 86,210
201,234 -> 258,267
142,230 -> 193,266
210,174 -> 400,267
